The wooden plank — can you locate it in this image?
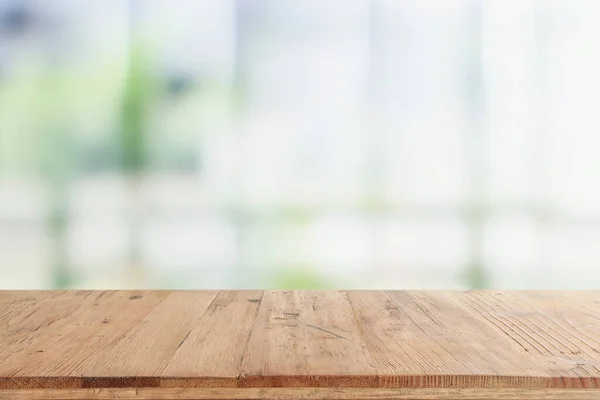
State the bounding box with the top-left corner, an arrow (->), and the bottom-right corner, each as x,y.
346,290 -> 474,377
239,290 -> 377,387
0,290 -> 109,388
386,291 -> 548,379
72,291 -> 218,387
448,291 -> 600,387
522,291 -> 600,360
160,290 -> 263,388
0,291 -> 77,354
1,387 -> 599,400
347,291 -> 600,389
0,291 -> 169,388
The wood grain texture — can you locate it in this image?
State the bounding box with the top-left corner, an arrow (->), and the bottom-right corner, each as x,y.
74,290 -> 218,388
161,290 -> 263,388
239,290 -> 377,387
0,290 -> 599,397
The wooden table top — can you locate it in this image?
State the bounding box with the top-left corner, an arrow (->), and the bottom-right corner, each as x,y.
1,290 -> 599,399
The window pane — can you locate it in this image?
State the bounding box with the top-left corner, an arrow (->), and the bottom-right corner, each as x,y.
375,1 -> 473,206
540,1 -> 600,216
376,218 -> 469,288
483,214 -> 541,289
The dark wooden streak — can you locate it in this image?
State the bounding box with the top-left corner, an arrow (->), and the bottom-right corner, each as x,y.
81,377 -> 160,388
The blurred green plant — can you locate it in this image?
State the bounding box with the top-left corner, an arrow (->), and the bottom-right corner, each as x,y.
465,262 -> 488,289
271,267 -> 331,290
0,68 -> 77,288
0,33 -> 162,287
119,44 -> 156,174
117,40 -> 157,281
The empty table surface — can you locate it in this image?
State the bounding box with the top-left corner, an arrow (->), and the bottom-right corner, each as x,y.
0,290 -> 599,399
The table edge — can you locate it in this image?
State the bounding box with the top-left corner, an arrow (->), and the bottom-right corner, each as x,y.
2,387 -> 600,400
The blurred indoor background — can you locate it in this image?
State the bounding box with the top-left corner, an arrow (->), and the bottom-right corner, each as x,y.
1,0 -> 599,290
